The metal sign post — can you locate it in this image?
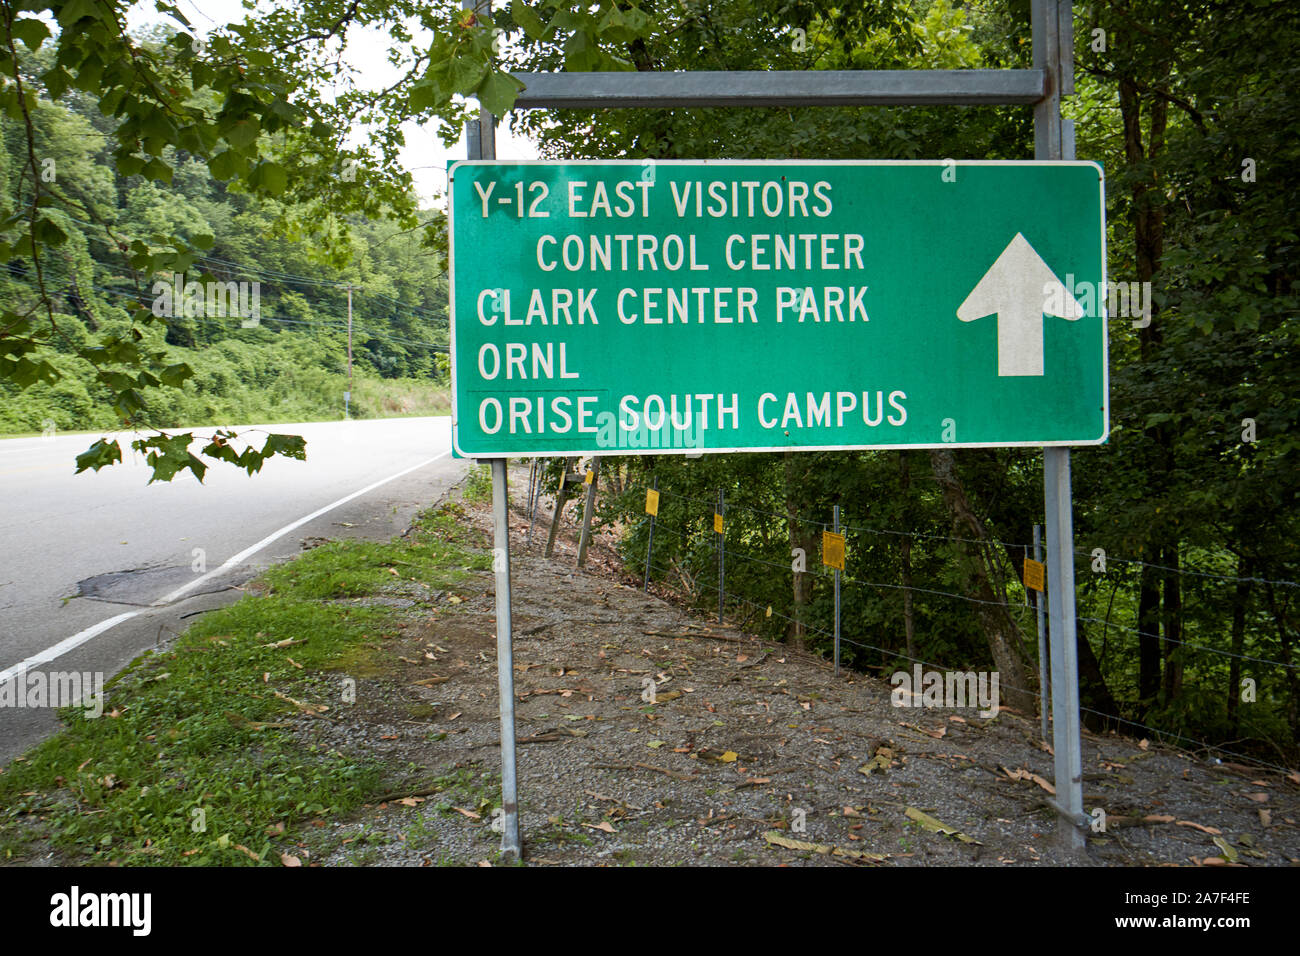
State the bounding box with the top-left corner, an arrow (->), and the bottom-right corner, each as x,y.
1033,0 -> 1086,851
462,0 -> 520,862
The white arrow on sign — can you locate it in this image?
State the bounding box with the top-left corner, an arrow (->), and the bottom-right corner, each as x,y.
956,232 -> 1084,377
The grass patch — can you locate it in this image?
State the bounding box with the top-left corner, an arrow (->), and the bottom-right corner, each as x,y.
0,504 -> 490,866
462,464 -> 493,505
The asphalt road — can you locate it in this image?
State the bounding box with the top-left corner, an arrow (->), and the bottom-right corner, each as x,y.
0,417 -> 468,762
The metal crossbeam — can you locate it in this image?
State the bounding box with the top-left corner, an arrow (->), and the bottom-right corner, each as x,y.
510,69 -> 1047,110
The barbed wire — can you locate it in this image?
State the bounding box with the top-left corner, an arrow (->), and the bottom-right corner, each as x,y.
646,556 -> 1296,776
1078,616 -> 1299,671
634,483 -> 1298,590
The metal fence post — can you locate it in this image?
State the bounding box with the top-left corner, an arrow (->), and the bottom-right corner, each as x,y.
717,489 -> 725,624
833,505 -> 842,677
576,459 -> 600,568
644,476 -> 657,591
1034,523 -> 1049,741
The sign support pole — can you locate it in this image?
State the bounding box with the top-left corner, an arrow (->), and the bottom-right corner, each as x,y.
489,457 -> 521,861
1034,0 -> 1086,851
464,0 -> 519,861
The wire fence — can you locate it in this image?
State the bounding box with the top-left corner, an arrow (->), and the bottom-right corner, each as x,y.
527,463 -> 1299,776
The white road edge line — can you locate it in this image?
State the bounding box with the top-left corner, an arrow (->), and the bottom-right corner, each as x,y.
0,451 -> 453,686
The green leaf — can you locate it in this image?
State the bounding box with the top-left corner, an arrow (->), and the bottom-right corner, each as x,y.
224,118 -> 261,150
208,150 -> 242,181
75,439 -> 123,475
57,0 -> 100,27
158,361 -> 191,387
448,53 -> 489,94
477,71 -> 524,117
10,17 -> 51,50
262,433 -> 307,462
510,0 -> 547,40
255,161 -> 288,197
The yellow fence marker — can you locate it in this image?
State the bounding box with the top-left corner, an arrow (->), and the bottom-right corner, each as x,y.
645,488 -> 659,516
1023,558 -> 1046,593
584,468 -> 594,485
713,512 -> 724,534
822,530 -> 846,571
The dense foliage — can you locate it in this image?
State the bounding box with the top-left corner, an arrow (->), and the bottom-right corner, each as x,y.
514,0 -> 1300,760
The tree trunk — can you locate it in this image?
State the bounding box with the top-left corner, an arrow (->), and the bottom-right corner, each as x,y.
1161,545 -> 1184,700
898,452 -> 916,662
1076,620 -> 1120,732
544,457 -> 577,557
1263,581 -> 1299,743
1138,565 -> 1162,701
783,451 -> 815,652
1227,555 -> 1252,734
928,450 -> 1033,715
1120,76 -> 1175,708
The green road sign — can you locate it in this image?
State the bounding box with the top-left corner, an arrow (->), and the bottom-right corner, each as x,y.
449,160 -> 1107,457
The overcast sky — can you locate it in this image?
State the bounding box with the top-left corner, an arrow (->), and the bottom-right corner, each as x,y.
126,0 -> 539,206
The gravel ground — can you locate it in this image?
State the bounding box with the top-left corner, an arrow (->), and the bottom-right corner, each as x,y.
302,467 -> 1300,868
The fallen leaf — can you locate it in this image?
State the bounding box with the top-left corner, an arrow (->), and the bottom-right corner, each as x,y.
1259,809 -> 1272,827
762,831 -> 886,862
1212,836 -> 1239,863
647,740 -> 665,749
1144,814 -> 1176,824
1138,739 -> 1149,750
736,654 -> 748,663
719,751 -> 739,763
263,637 -> 307,649
904,807 -> 982,844
398,797 -> 424,807
582,821 -> 615,833
453,807 -> 481,820
233,844 -> 260,862
1246,792 -> 1269,803
1175,820 -> 1221,835
1000,766 -> 1055,795
900,721 -> 946,739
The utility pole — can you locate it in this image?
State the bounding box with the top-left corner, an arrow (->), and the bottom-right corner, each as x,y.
345,283 -> 353,419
